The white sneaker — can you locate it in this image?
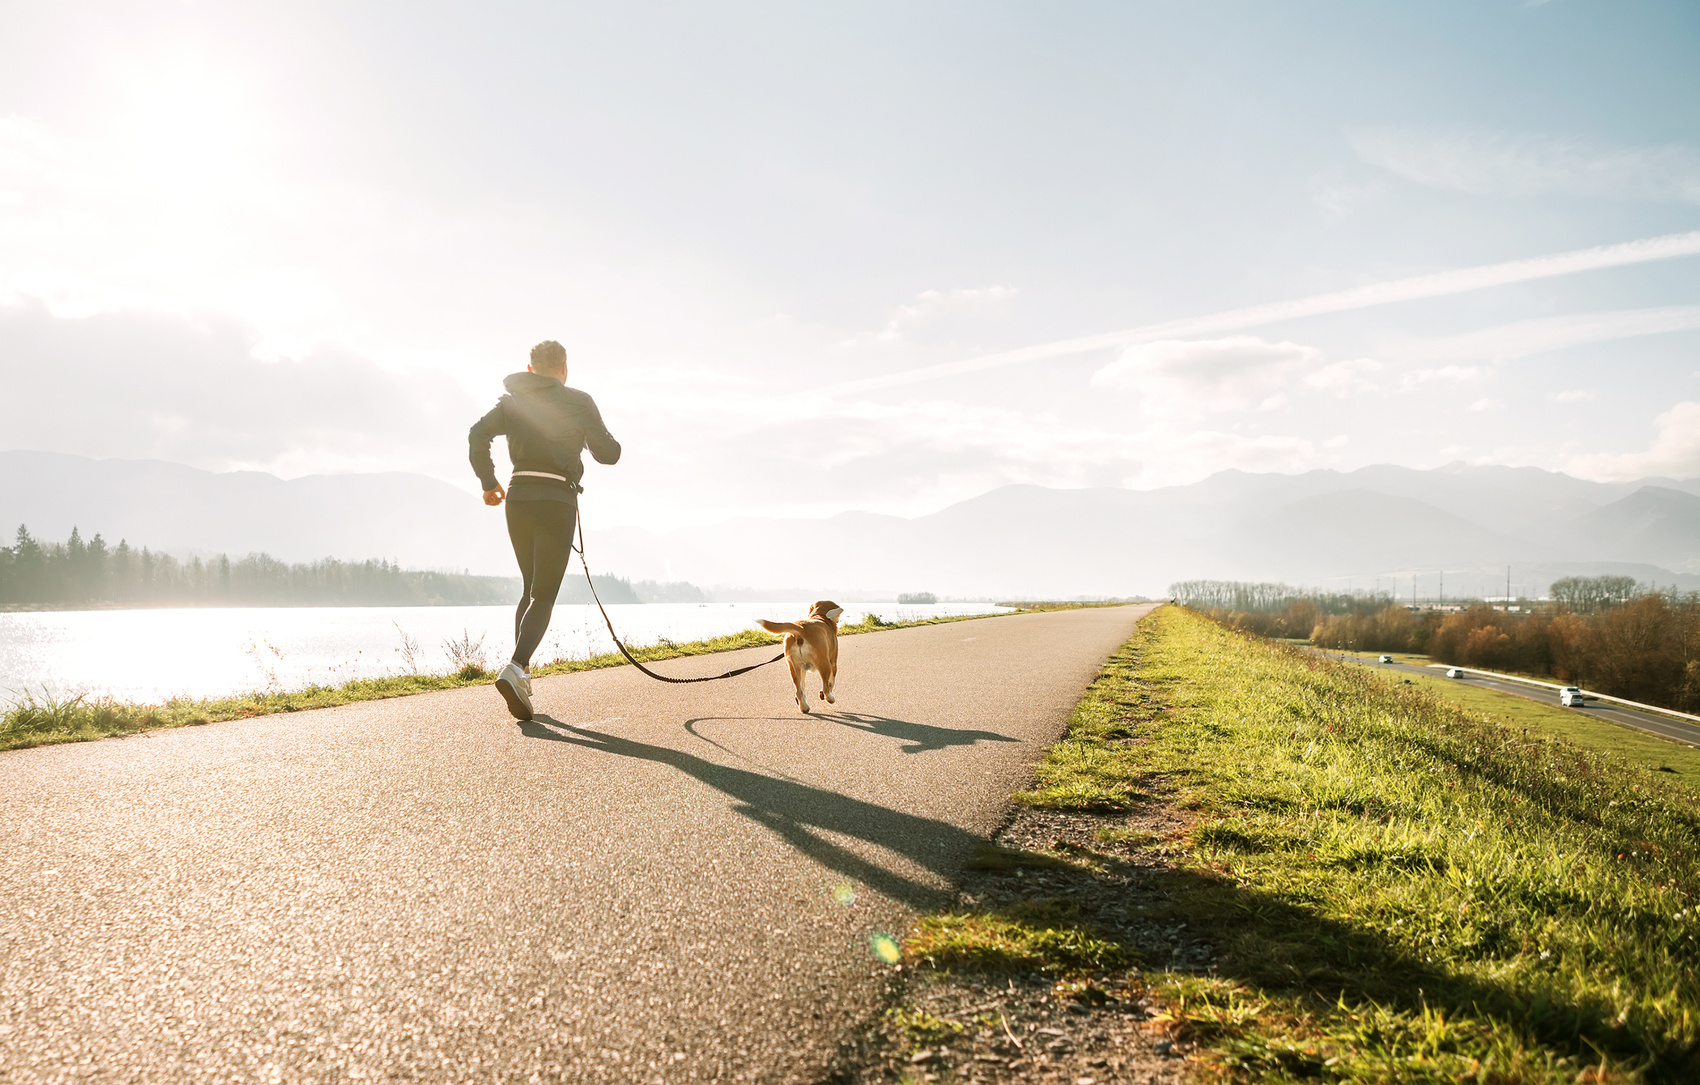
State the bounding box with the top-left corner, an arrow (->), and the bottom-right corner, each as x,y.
495,662 -> 533,721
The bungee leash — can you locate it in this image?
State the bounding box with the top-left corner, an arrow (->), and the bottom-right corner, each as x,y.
569,507 -> 786,685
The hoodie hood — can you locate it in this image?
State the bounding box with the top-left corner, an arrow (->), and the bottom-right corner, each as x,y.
503,372 -> 563,395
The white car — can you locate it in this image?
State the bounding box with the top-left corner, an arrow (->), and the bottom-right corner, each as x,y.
1378,654 -> 1394,664
1445,667 -> 1464,679
1560,687 -> 1586,707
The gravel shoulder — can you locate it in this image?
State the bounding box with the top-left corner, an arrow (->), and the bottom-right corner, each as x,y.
839,800 -> 1204,1085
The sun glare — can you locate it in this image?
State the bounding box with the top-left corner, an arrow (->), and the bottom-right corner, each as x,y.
108,50 -> 270,193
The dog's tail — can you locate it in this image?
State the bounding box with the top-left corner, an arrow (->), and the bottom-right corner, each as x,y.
756,619 -> 802,637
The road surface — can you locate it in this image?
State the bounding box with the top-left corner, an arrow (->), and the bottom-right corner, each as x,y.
0,604 -> 1155,1084
1323,651 -> 1700,747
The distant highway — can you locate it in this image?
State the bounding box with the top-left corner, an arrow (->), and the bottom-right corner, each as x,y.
1318,651 -> 1700,748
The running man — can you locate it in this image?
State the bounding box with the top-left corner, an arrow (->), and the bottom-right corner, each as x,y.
469,340 -> 621,720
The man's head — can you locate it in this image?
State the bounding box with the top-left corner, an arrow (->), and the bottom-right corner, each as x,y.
528,340 -> 567,381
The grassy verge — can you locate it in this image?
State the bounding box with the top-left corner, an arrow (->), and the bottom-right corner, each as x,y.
1387,666 -> 1700,789
0,605 -> 1081,752
897,605 -> 1700,1083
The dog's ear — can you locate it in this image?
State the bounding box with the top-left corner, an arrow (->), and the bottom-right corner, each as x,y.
825,606 -> 844,622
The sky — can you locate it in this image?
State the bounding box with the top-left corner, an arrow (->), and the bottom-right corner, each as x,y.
1,0 -> 1698,531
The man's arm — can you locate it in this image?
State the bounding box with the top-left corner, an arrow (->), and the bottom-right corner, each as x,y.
581,397 -> 621,465
468,400 -> 507,500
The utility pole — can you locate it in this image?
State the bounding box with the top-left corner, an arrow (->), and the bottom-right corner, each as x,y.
1506,565 -> 1511,605
1440,570 -> 1444,609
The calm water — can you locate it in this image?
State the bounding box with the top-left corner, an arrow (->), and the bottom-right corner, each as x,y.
0,602 -> 1009,706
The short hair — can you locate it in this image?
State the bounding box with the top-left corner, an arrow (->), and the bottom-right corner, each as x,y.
529,340 -> 567,374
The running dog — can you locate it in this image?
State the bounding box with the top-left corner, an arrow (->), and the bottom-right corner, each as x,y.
756,600 -> 843,714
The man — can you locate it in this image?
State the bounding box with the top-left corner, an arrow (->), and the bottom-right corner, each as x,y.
469,340 -> 621,720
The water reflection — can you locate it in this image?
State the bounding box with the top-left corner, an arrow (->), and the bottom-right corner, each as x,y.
0,602 -> 1008,705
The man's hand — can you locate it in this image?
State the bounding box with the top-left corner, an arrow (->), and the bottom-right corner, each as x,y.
483,485 -> 505,506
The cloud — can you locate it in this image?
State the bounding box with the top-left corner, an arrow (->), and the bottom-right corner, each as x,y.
1303,357 -> 1383,396
1392,304 -> 1700,363
875,286 -> 1018,343
1567,401 -> 1700,481
1400,365 -> 1487,391
576,356 -> 1366,526
1090,336 -> 1327,414
1307,169 -> 1384,217
0,300 -> 479,480
1549,389 -> 1593,403
817,229 -> 1700,396
590,364 -> 1160,520
1089,336 -> 1385,416
1350,128 -> 1700,204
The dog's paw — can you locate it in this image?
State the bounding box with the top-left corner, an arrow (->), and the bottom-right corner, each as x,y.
824,693 -> 836,704
799,702 -> 812,714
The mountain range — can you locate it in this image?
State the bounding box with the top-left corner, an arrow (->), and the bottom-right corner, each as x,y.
2,451 -> 1696,599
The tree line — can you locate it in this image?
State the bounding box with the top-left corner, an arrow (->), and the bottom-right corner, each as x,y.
1169,580 -> 1397,641
1169,579 -> 1397,617
0,525 -> 517,607
1180,577 -> 1700,713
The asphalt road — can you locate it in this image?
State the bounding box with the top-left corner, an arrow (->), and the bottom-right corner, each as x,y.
1322,651 -> 1700,747
0,604 -> 1155,1084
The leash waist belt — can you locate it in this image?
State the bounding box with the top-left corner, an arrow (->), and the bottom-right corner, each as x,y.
510,470 -> 583,494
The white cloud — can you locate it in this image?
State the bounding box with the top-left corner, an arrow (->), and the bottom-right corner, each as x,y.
1090,336 -> 1329,415
574,353 -> 1366,526
1400,365 -> 1486,391
0,300 -> 478,481
819,229 -> 1700,396
1307,169 -> 1384,217
1467,398 -> 1498,413
1392,305 -> 1700,363
1549,389 -> 1593,403
1567,401 -> 1700,481
1350,128 -> 1700,204
1303,357 -> 1383,396
875,286 -> 1018,343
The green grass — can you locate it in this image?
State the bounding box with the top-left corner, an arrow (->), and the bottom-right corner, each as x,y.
962,606 -> 1700,1083
910,903 -> 1139,976
1392,668 -> 1700,790
1315,650 -> 1700,788
0,604 -> 1095,752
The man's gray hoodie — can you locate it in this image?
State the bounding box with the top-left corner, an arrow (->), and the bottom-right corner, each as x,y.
469,373 -> 621,503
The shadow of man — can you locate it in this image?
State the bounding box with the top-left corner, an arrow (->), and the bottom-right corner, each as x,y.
520,716 -> 985,908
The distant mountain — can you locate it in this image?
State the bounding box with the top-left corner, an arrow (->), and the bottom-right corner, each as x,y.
595,466 -> 1700,597
0,451 -> 511,574
1241,489 -> 1539,573
1577,486 -> 1700,569
2,451 -> 1695,597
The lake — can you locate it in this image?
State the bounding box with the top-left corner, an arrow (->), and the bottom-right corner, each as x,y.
0,601 -> 1010,706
